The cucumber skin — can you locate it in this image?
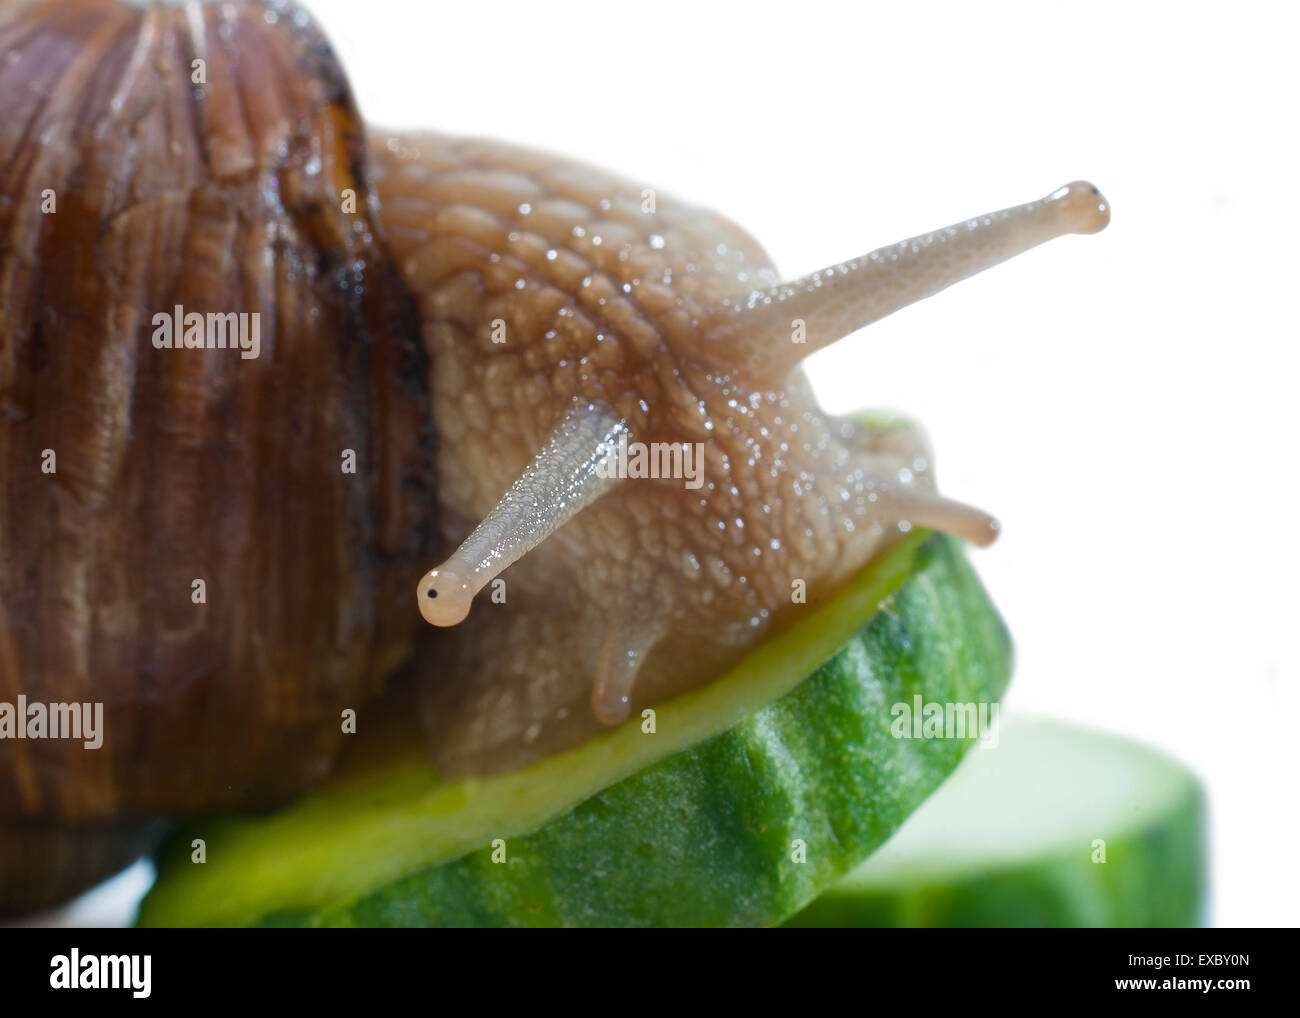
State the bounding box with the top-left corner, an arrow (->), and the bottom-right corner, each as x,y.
784,754 -> 1207,928
236,536 -> 1011,927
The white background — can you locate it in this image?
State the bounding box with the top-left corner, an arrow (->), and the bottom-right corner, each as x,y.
36,0 -> 1300,927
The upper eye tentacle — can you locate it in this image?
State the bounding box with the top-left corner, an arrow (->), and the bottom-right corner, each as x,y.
699,181 -> 1110,382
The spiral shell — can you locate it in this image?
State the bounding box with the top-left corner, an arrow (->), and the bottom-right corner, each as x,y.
0,0 -> 433,858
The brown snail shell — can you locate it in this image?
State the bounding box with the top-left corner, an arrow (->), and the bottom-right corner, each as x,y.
0,0 -> 434,908
0,821 -> 158,917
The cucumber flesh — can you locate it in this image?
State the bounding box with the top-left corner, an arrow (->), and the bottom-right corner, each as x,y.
140,533 -> 1011,927
785,718 -> 1206,927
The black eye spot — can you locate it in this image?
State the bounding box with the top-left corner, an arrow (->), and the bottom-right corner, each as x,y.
426,589 -> 438,599
1090,185 -> 1099,195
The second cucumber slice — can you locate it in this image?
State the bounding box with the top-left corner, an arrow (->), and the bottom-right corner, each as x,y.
785,718 -> 1207,928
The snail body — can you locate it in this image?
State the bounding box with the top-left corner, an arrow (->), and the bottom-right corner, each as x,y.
0,0 -> 1107,910
372,134 -> 1105,773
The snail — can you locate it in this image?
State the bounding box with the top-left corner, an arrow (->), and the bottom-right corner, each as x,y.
0,0 -> 1108,913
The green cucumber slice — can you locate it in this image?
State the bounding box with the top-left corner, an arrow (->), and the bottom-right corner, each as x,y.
139,532 -> 1011,927
784,718 -> 1206,928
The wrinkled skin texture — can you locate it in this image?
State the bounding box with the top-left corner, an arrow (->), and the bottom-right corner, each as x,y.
371,134 -> 938,773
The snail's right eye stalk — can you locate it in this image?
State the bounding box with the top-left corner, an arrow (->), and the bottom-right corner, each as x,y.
417,569 -> 473,627
416,403 -> 627,627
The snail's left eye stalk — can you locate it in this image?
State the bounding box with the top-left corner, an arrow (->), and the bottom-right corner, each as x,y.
699,180 -> 1110,384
